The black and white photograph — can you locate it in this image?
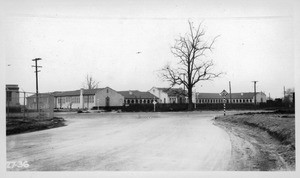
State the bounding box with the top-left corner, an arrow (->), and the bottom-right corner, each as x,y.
1,0 -> 299,177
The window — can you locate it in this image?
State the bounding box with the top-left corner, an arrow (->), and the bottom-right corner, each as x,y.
89,95 -> 94,103
164,98 -> 166,103
6,91 -> 12,102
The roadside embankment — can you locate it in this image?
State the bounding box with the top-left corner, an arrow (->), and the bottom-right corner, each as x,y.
215,111 -> 295,171
6,117 -> 66,135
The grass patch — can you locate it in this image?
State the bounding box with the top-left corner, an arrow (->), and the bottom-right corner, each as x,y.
6,117 -> 66,136
215,113 -> 295,149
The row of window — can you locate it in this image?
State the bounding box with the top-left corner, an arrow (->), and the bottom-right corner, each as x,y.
197,98 -> 253,104
83,96 -> 95,103
124,99 -> 157,104
57,96 -> 94,104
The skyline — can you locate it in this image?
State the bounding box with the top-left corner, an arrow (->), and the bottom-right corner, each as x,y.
4,0 -> 295,98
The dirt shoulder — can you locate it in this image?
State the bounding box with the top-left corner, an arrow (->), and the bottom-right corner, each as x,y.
214,112 -> 295,171
6,117 -> 66,136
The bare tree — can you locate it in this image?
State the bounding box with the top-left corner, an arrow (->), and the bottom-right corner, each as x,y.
283,88 -> 295,106
82,75 -> 99,109
161,21 -> 222,110
83,74 -> 99,89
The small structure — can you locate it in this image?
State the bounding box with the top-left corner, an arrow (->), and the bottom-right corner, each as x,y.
6,84 -> 20,107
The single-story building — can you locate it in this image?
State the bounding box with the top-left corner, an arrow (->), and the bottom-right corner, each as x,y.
196,92 -> 267,104
149,87 -> 188,104
118,90 -> 159,105
27,93 -> 55,110
53,87 -> 124,109
27,87 -> 124,110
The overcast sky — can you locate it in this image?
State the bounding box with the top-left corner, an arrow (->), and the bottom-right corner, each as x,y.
3,0 -> 296,98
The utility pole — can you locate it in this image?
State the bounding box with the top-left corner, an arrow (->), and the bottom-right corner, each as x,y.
23,91 -> 26,118
229,81 -> 232,104
32,58 -> 42,112
252,81 -> 258,105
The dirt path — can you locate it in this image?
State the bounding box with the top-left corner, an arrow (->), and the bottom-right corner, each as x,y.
214,120 -> 294,171
7,112 -> 232,171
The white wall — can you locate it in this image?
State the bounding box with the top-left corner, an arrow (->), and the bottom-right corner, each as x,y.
95,87 -> 124,107
149,87 -> 169,103
256,92 -> 267,103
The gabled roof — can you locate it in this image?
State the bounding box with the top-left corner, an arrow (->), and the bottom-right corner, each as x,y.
197,92 -> 260,99
118,90 -> 158,99
53,88 -> 103,97
156,87 -> 187,97
27,93 -> 54,98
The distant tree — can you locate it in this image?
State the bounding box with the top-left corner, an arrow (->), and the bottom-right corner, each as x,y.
161,21 -> 222,111
283,88 -> 295,106
83,74 -> 99,89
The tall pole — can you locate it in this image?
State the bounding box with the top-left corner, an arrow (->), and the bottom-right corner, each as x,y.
32,58 -> 42,112
229,81 -> 232,104
252,81 -> 258,105
23,91 -> 26,118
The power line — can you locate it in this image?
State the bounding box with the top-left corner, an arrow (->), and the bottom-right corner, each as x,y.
32,58 -> 42,112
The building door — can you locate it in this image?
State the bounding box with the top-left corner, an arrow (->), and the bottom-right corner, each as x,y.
106,97 -> 110,107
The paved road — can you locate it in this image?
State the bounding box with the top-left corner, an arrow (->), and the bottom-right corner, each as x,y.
7,112 -> 232,171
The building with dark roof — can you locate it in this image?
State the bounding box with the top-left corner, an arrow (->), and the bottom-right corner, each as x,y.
27,87 -> 124,110
196,92 -> 267,104
118,90 -> 159,105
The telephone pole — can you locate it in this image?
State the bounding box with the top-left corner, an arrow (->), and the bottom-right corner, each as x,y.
229,81 -> 232,104
252,81 -> 258,105
32,58 -> 42,112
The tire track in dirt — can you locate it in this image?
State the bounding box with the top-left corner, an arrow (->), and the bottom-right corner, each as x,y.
214,120 -> 293,171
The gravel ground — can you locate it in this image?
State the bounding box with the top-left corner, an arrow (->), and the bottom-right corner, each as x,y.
7,111 -> 234,171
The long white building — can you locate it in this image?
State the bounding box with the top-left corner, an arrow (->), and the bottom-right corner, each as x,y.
196,92 -> 267,104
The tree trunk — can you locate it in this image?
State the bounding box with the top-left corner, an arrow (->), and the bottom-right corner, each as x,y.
188,87 -> 193,111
